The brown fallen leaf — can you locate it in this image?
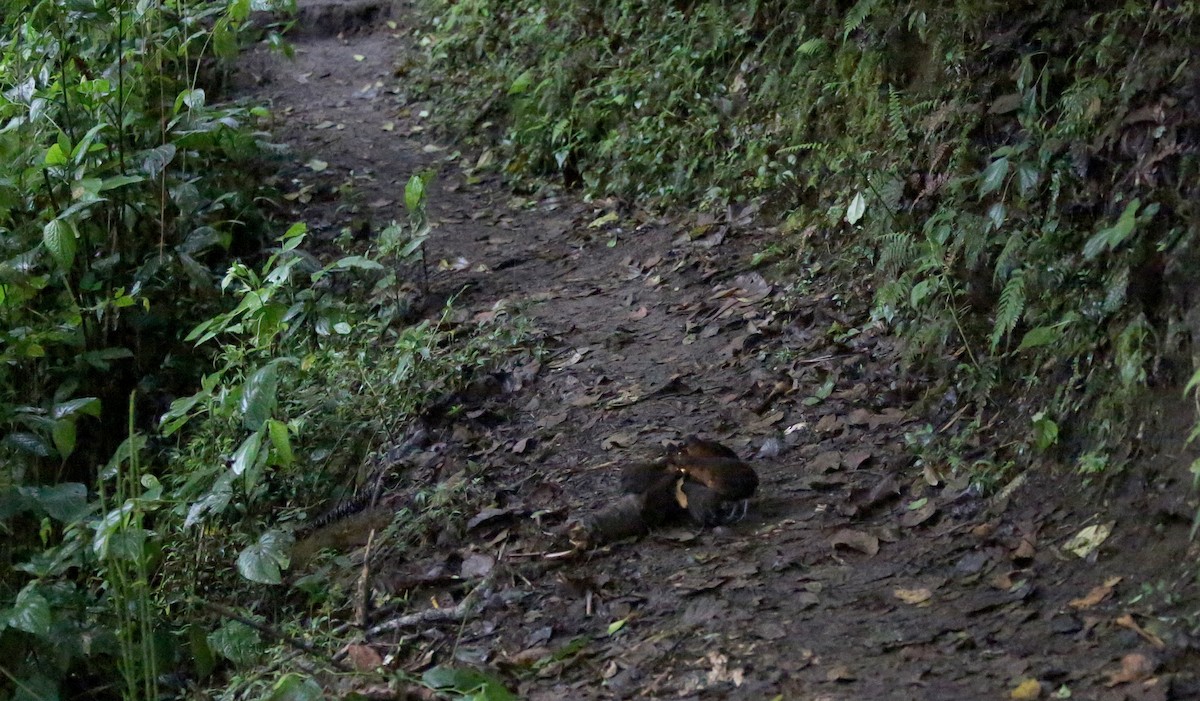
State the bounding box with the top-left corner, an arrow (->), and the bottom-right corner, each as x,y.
826,664 -> 855,682
829,529 -> 880,557
628,306 -> 650,320
1068,576 -> 1122,610
1114,614 -> 1165,648
899,500 -> 937,528
810,450 -> 842,473
1009,678 -> 1042,699
893,587 -> 933,605
460,552 -> 495,578
601,432 -> 637,450
344,643 -> 384,671
843,450 -> 871,470
1011,537 -> 1036,560
814,414 -> 842,434
505,646 -> 553,667
1105,652 -> 1157,687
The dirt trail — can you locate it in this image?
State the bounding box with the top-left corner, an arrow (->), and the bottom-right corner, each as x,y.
234,3 -> 1200,699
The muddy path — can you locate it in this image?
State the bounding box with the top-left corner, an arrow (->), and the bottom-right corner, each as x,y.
233,3 -> 1200,699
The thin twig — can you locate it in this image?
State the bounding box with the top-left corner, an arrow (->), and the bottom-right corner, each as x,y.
366,568 -> 501,637
355,529 -> 376,629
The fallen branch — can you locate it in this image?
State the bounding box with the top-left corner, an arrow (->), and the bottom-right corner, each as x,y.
366,568 -> 501,637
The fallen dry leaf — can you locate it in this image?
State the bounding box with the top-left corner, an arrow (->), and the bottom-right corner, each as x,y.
814,414 -> 842,434
893,587 -> 933,605
900,500 -> 938,528
506,646 -> 553,667
826,664 -> 855,682
810,451 -> 842,473
601,431 -> 637,450
1063,522 -> 1114,558
1068,576 -> 1123,610
843,450 -> 871,470
460,552 -> 495,578
628,306 -> 650,320
705,651 -> 745,686
1009,678 -> 1042,699
1115,613 -> 1165,648
1011,537 -> 1036,560
829,529 -> 880,557
1105,653 -> 1157,687
343,643 -> 384,671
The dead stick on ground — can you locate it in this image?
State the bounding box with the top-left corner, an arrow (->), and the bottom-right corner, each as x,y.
366,568 -> 501,637
196,599 -> 350,672
355,528 -> 376,629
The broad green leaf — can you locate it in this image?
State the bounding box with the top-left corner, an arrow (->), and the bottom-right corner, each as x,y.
231,430 -> 264,477
508,69 -> 534,95
978,157 -> 1009,197
240,364 -> 279,430
27,483 -> 87,522
4,432 -> 52,457
7,583 -> 51,637
43,219 -> 77,270
142,144 -> 177,178
106,527 -> 148,561
98,174 -> 144,192
101,434 -> 148,480
986,202 -> 1006,230
208,620 -> 262,667
1017,163 -> 1040,195
236,529 -> 293,584
92,501 -> 135,557
404,174 -> 426,213
606,618 -> 628,635
268,674 -> 323,701
1082,198 -> 1141,260
52,396 -> 101,419
44,142 -> 67,165
51,419 -> 76,459
267,419 -> 293,466
1017,326 -> 1061,350
185,470 -> 235,528
844,191 -> 866,225
422,666 -> 518,701
177,88 -> 206,113
331,255 -> 384,271
909,279 -> 932,308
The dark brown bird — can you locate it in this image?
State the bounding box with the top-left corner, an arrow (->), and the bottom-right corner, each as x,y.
618,436 -> 759,527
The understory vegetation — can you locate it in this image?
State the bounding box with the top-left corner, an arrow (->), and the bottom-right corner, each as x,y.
0,1 -> 526,698
415,0 -> 1200,488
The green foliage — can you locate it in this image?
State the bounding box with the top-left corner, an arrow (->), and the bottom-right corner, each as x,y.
416,0 -> 1200,485
0,0 -> 298,696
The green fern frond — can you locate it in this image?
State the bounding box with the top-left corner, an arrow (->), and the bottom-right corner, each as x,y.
877,232 -> 916,277
887,86 -> 908,145
778,142 -> 827,154
990,269 -> 1026,350
993,230 -> 1027,282
842,0 -> 880,41
797,38 -> 825,57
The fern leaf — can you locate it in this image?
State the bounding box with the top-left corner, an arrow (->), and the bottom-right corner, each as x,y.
992,230 -> 1026,282
842,0 -> 880,41
990,269 -> 1026,350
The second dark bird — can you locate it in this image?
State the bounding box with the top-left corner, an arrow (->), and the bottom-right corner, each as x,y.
620,436 -> 759,527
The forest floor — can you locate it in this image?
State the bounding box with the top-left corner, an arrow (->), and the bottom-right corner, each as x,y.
231,2 -> 1200,698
